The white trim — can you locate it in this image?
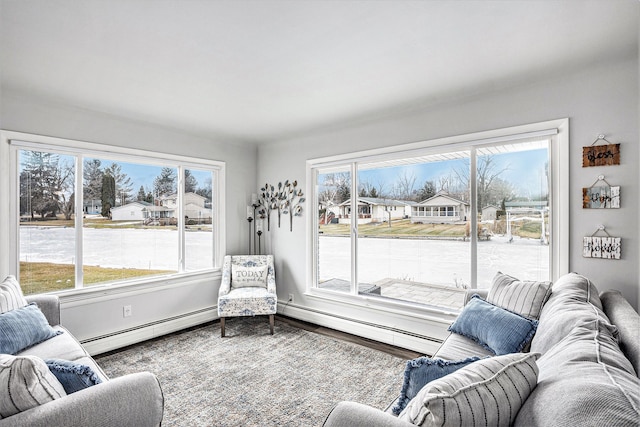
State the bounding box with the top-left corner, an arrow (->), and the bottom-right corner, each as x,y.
81,307 -> 217,356
278,300 -> 444,355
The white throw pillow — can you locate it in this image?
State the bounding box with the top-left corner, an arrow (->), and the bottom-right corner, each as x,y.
0,354 -> 66,418
231,264 -> 268,288
0,275 -> 28,314
398,352 -> 539,427
487,272 -> 552,320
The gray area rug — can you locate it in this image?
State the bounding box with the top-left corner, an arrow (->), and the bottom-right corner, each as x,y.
95,317 -> 407,426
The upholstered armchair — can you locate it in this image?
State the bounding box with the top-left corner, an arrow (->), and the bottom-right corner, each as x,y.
217,255 -> 277,337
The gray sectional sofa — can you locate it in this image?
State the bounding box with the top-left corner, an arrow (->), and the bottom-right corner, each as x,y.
0,291 -> 164,426
324,273 -> 640,426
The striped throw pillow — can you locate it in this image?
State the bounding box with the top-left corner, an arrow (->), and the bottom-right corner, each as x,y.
488,272 -> 552,320
0,354 -> 66,418
398,352 -> 539,427
0,275 -> 28,314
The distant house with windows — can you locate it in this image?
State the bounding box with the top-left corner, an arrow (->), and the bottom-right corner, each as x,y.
411,192 -> 470,223
159,192 -> 212,220
110,201 -> 152,221
83,199 -> 102,215
332,197 -> 413,224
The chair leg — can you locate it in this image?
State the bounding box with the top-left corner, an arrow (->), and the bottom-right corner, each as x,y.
269,314 -> 274,335
220,317 -> 225,337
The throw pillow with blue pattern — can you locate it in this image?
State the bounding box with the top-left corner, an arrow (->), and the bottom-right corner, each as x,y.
392,356 -> 481,415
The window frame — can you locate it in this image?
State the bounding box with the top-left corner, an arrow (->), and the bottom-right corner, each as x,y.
2,130 -> 226,295
306,119 -> 569,315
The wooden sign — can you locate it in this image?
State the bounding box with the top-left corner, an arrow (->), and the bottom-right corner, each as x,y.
582,236 -> 621,259
582,143 -> 620,167
582,185 -> 620,209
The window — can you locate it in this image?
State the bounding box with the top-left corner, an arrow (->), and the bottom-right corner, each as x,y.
309,121 -> 568,312
9,133 -> 224,295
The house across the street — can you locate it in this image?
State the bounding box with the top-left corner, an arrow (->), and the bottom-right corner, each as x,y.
411,191 -> 470,223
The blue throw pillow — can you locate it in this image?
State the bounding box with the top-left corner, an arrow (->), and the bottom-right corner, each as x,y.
391,356 -> 481,415
448,295 -> 538,355
44,359 -> 102,394
0,303 -> 62,355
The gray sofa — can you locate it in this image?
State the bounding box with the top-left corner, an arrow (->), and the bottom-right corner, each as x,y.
324,273 -> 640,426
0,294 -> 164,427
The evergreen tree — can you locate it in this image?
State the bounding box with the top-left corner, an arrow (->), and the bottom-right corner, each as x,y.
153,167 -> 176,197
184,169 -> 198,193
101,173 -> 116,218
83,159 -> 103,205
21,150 -> 60,219
137,185 -> 146,201
416,180 -> 436,202
104,163 -> 133,206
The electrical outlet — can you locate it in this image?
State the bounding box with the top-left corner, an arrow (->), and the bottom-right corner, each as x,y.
123,305 -> 132,317
288,294 -> 294,303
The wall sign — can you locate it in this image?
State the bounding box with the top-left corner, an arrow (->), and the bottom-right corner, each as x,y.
582,176 -> 620,208
583,226 -> 621,259
582,135 -> 620,167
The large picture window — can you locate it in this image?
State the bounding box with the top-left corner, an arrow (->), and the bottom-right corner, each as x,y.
309,122 -> 568,312
10,134 -> 223,295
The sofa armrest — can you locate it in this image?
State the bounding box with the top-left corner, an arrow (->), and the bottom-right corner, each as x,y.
25,294 -> 60,326
600,290 -> 640,377
323,401 -> 414,427
463,288 -> 488,306
0,372 -> 164,427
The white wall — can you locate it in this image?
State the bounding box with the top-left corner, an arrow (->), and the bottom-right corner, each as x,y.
258,55 -> 639,345
0,88 -> 257,352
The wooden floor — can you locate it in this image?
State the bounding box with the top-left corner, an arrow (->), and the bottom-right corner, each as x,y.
276,315 -> 423,360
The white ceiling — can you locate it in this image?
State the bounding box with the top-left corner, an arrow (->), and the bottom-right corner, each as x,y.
1,1 -> 638,144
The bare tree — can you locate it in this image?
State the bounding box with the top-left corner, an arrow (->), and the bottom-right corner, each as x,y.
454,155 -> 509,211
392,171 -> 416,200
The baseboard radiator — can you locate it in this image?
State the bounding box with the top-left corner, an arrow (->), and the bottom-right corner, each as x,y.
81,302 -> 443,356
278,301 -> 443,355
81,306 -> 217,356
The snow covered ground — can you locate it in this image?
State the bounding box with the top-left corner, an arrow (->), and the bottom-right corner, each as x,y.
20,227 -> 548,288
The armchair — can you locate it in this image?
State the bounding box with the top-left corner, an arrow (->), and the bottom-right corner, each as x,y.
217,255 -> 277,337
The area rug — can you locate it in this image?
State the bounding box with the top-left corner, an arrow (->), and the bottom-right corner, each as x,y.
95,317 -> 408,426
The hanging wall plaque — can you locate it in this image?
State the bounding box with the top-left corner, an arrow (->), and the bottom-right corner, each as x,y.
582,175 -> 620,208
582,226 -> 621,259
582,135 -> 620,167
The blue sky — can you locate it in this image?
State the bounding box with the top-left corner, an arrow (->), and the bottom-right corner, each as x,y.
345,148 -> 549,199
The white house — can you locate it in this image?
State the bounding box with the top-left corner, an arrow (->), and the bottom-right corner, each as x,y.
411,192 -> 470,224
110,201 -> 152,221
160,192 -> 212,220
335,197 -> 411,224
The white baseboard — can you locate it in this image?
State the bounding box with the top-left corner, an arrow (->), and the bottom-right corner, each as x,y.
278,302 -> 442,355
81,302 -> 443,356
81,307 -> 217,356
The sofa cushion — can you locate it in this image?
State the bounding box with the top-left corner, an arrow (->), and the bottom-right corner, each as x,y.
44,358 -> 103,394
391,356 -> 481,415
0,275 -> 28,314
448,295 -> 538,355
0,354 -> 66,418
0,303 -> 62,355
231,264 -> 268,288
487,272 -> 552,320
515,273 -> 640,426
398,352 -> 539,427
19,325 -> 90,362
432,332 -> 496,361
